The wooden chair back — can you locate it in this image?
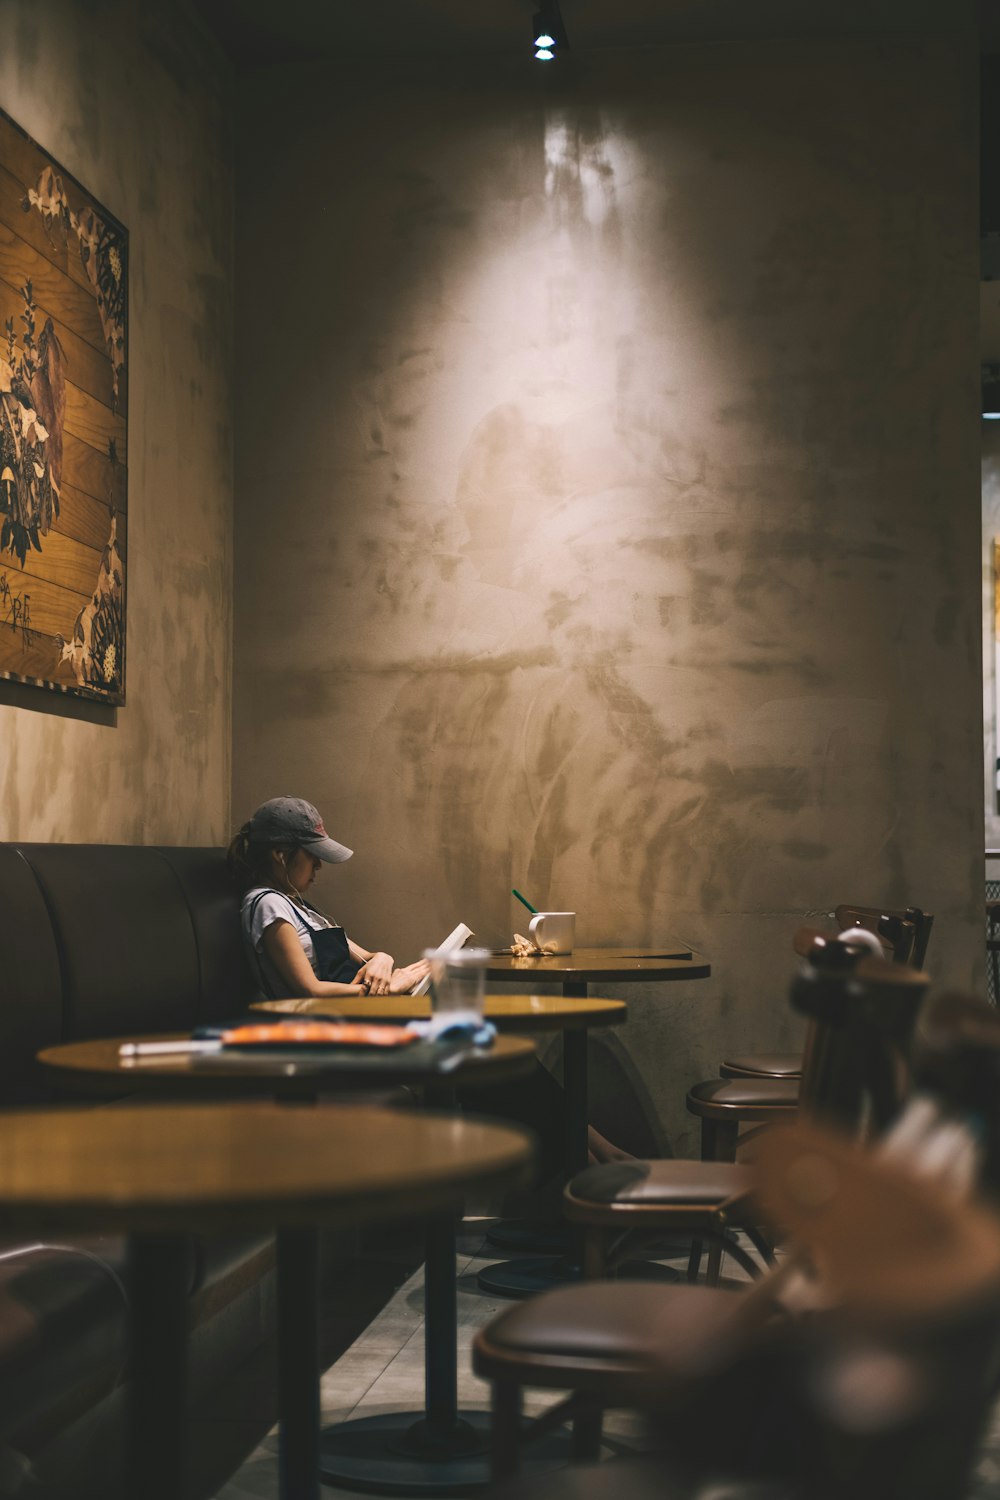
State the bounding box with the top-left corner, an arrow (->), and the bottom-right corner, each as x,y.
834,903 -> 934,968
791,933 -> 929,1136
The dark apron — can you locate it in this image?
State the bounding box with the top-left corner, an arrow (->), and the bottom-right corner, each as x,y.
248,889 -> 363,994
311,922 -> 364,985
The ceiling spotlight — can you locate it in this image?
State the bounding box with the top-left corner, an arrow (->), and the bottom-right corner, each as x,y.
532,2 -> 568,59
984,363 -> 1000,419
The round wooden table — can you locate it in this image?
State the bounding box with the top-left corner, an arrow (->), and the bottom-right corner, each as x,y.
39,1030 -> 544,1495
252,992 -> 627,1181
0,1101 -> 531,1500
38,1030 -> 536,1099
482,945 -> 711,996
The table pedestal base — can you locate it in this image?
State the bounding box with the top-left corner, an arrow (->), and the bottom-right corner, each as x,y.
476,1254 -> 680,1298
318,1409 -> 570,1494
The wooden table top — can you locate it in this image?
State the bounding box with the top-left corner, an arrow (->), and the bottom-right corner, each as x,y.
252,992 -> 627,1031
0,1101 -> 533,1235
37,1032 -> 537,1098
482,946 -> 711,982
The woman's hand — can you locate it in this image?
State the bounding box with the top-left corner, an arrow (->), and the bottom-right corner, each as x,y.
389,959 -> 431,995
355,951 -> 394,996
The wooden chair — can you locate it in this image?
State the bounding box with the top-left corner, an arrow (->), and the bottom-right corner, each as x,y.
687,921 -> 917,1163
473,956 -> 929,1478
484,1003 -> 1000,1499
719,905 -> 932,1085
568,936 -> 927,1287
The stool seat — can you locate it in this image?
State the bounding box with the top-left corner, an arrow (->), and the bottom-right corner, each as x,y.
475,1281 -> 740,1382
567,1159 -> 752,1208
720,1052 -> 802,1080
494,1456 -> 791,1500
687,1078 -> 799,1118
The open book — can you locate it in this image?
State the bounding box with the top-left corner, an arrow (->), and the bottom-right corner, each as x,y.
410,923 -> 474,996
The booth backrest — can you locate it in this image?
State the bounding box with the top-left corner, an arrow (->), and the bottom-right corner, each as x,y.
0,844 -> 255,1100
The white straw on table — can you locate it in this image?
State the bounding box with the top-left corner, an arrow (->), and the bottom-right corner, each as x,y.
118,1039 -> 222,1058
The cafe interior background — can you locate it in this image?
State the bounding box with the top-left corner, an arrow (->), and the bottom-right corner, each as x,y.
0,0 -> 990,1157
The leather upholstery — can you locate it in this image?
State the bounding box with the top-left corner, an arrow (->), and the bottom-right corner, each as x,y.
568,1159 -> 753,1206
0,1239 -> 129,1444
687,1078 -> 799,1111
14,844 -> 203,1039
494,1455 -> 790,1500
0,841 -> 277,1474
721,1052 -> 802,1079
153,847 -> 255,1024
481,1281 -> 740,1368
0,847 -> 64,1101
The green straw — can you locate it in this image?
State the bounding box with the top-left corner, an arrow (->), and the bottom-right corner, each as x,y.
512,888 -> 537,915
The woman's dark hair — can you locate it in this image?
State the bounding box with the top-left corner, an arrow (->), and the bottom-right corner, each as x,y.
227,825 -> 298,894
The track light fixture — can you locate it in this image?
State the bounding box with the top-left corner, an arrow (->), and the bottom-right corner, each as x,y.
984,363 -> 1000,419
532,0 -> 568,60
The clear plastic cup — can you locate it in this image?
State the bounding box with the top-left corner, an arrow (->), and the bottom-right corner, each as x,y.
422,946 -> 490,1016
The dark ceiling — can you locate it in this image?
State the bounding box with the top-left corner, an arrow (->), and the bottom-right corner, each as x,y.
192,0 -> 987,68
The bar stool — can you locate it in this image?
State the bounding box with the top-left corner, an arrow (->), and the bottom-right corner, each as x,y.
719,905 -> 931,1085
473,955 -> 929,1478
482,1120 -> 1000,1499
692,908 -> 930,1162
563,934 -> 926,1288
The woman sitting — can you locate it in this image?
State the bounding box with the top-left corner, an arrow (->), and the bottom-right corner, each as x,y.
227,795 -> 429,1001
228,794 -> 630,1176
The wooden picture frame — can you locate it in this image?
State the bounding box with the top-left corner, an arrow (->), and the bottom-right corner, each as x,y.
0,107 -> 127,706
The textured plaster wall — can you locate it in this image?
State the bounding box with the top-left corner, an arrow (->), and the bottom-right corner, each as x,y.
984,425 -> 1000,849
234,39 -> 980,1151
0,0 -> 233,844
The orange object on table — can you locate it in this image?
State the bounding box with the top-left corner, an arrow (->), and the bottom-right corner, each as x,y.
221,1021 -> 419,1049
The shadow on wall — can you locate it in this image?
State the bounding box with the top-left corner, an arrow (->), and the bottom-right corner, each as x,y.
587,1031 -> 674,1158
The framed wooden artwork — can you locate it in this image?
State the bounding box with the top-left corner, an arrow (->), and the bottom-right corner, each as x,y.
0,108 -> 126,705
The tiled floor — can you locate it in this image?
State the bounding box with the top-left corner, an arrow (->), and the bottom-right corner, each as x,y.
213,1225 -> 1000,1500
212,1222 -> 665,1500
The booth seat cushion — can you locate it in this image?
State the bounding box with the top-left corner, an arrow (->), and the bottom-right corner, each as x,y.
0,1238 -> 130,1446
190,1234 -> 274,1307
14,844 -> 204,1040
0,847 -> 64,1101
568,1160 -> 754,1207
152,847 -> 255,1025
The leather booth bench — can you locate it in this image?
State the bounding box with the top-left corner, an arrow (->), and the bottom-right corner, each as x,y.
0,841 -> 349,1499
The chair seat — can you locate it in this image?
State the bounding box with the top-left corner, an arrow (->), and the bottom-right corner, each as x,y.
567,1159 -> 753,1208
687,1078 -> 799,1120
474,1281 -> 744,1390
720,1052 -> 802,1080
495,1456 -> 793,1500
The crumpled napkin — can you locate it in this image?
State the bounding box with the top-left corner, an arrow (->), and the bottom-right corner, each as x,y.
512,932 -> 555,956
409,1011 -> 497,1045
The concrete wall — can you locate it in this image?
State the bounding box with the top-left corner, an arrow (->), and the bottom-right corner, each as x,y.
0,0 -> 234,845
233,38 -> 981,1151
984,425 -> 1000,852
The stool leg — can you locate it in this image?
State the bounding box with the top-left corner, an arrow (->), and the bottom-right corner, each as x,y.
705,1239 -> 724,1285
582,1226 -> 606,1279
491,1381 -> 522,1481
571,1398 -> 603,1463
687,1238 -> 704,1282
702,1119 -> 739,1162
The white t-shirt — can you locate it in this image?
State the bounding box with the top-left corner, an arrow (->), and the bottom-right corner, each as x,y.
241,886 -> 334,998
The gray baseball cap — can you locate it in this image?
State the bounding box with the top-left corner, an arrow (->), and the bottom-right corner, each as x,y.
247,797 -> 353,863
